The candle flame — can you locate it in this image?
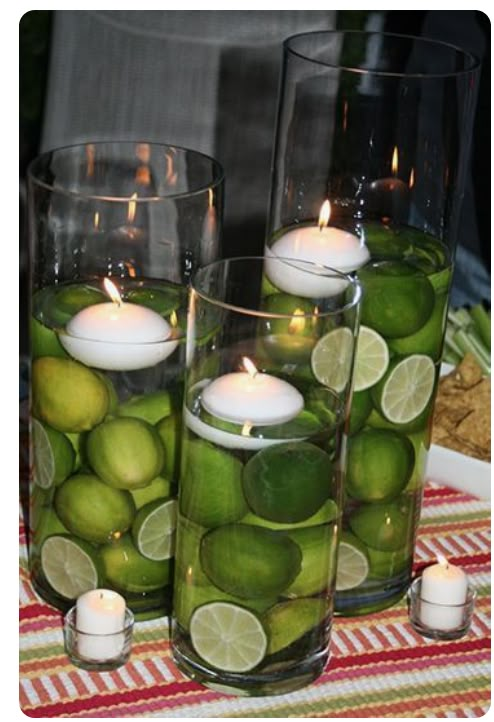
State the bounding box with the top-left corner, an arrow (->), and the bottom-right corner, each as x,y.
241,421 -> 253,437
127,193 -> 138,224
318,200 -> 331,230
391,146 -> 399,176
242,357 -> 258,378
93,211 -> 100,230
437,554 -> 449,568
288,308 -> 306,334
170,310 -> 178,327
124,262 -> 137,278
103,278 -> 123,306
409,167 -> 415,189
135,165 -> 151,186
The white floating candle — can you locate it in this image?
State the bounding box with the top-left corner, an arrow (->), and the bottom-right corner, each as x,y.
201,357 -> 303,426
265,200 -> 369,298
60,279 -> 178,370
419,556 -> 469,631
76,589 -> 126,661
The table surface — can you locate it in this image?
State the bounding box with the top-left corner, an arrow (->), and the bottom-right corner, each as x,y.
19,479 -> 490,718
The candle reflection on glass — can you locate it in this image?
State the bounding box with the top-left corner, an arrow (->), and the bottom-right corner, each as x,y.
369,146 -> 409,217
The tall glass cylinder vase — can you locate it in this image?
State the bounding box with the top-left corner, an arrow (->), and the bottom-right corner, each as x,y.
266,31 -> 480,615
171,256 -> 361,695
28,142 -> 224,620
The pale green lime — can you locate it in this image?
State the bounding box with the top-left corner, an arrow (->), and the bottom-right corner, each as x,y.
367,546 -> 410,579
30,317 -> 68,359
174,515 -> 210,587
335,531 -> 370,591
131,498 -> 177,561
40,535 -> 100,599
348,389 -> 373,435
32,419 -> 75,488
118,391 -> 173,425
155,412 -> 182,480
310,327 -> 354,392
372,354 -> 436,425
353,326 -> 389,391
285,525 -> 336,596
100,533 -> 171,592
263,599 -> 327,655
130,475 -> 172,510
190,602 -> 268,672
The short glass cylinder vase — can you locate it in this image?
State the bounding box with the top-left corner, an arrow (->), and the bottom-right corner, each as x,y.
266,31 -> 480,615
28,142 -> 224,620
171,256 -> 361,695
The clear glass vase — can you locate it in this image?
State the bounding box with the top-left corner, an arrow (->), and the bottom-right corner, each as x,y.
28,141 -> 224,620
266,31 -> 480,615
171,256 -> 361,695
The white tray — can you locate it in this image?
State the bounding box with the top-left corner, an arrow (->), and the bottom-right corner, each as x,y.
426,444 -> 491,500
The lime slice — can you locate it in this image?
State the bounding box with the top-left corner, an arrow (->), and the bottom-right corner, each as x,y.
353,326 -> 389,391
335,532 -> 369,591
132,498 -> 177,561
189,602 -> 268,672
32,419 -> 75,489
40,535 -> 100,599
311,327 -> 354,392
378,354 -> 435,424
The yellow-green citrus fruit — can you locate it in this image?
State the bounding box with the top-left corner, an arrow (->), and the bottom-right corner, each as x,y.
30,317 -> 68,359
130,475 -> 172,510
200,523 -> 302,598
174,515 -> 210,587
388,294 -> 447,359
100,533 -> 171,592
349,498 -> 412,552
55,473 -> 135,543
180,439 -> 247,526
32,419 -> 75,488
285,525 -> 336,596
348,389 -> 373,435
155,412 -> 182,480
243,442 -> 331,523
259,293 -> 319,362
367,545 -> 410,579
50,284 -> 106,325
32,357 -> 109,432
263,599 -> 327,655
86,417 -> 165,490
346,429 -> 415,502
118,391 -> 173,425
240,498 -> 338,531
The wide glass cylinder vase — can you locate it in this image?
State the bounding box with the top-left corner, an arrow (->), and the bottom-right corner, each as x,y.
171,256 -> 361,695
266,31 -> 480,615
28,142 -> 224,620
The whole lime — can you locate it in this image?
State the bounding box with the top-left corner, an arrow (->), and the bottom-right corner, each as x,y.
51,283 -> 106,325
348,389 -> 373,435
259,293 -> 319,362
55,473 -> 135,543
200,523 -> 302,598
285,525 -> 336,596
243,442 -> 332,523
346,429 -> 415,502
388,293 -> 447,359
100,533 -> 171,592
31,317 -> 68,359
32,357 -> 109,432
263,598 -> 327,655
130,475 -> 173,510
367,545 -> 410,580
155,412 -> 182,480
124,286 -> 181,315
118,391 -> 174,425
180,439 -> 247,527
87,417 -> 165,490
241,498 -> 338,531
349,498 -> 412,552
358,261 -> 435,338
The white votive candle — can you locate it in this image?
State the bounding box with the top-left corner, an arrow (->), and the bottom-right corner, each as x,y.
60,279 -> 178,370
201,358 -> 303,426
420,556 -> 469,631
76,589 -> 126,661
265,200 -> 369,298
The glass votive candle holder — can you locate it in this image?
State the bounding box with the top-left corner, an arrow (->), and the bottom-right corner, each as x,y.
63,606 -> 135,671
407,578 -> 477,640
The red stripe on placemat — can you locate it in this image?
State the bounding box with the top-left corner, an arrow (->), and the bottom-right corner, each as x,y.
20,603 -> 62,622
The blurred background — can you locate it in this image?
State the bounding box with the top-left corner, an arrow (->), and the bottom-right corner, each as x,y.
19,10 -> 491,355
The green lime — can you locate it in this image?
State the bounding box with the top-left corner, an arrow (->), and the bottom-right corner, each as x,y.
30,317 -> 68,359
371,354 -> 436,425
173,582 -> 276,630
130,475 -> 172,509
95,372 -> 119,414
86,417 -> 165,490
50,283 -> 107,325
310,327 -> 354,392
353,326 -> 389,391
346,429 -> 415,502
190,602 -> 268,672
263,599 -> 327,655
174,515 -> 210,587
200,523 -> 302,598
180,439 -> 247,527
131,498 -> 177,561
367,545 -> 410,580
31,503 -> 69,548
348,389 -> 373,435
388,294 -> 447,359
349,498 -> 412,552
32,357 -> 109,432
405,429 -> 430,491
155,412 -> 182,480
124,286 -> 181,315
358,261 -> 435,338
240,498 -> 339,531
243,442 -> 332,524
262,410 -> 324,440
65,432 -> 86,471
365,403 -> 431,434
285,525 -> 336,596
118,391 -> 174,425
100,533 -> 171,592
40,534 -> 101,599
335,531 -> 369,591
55,473 -> 135,543
32,419 -> 75,488
259,293 -> 319,362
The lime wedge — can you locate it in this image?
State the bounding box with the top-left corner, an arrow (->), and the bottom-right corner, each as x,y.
40,535 -> 100,599
335,532 -> 369,591
32,419 -> 75,489
310,327 -> 354,392
132,498 -> 177,561
377,354 -> 435,424
353,326 -> 389,391
190,602 -> 268,672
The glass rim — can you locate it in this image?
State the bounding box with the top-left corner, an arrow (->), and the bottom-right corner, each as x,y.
283,29 -> 480,79
64,606 -> 135,636
191,255 -> 362,319
27,140 -> 225,203
410,578 -> 477,608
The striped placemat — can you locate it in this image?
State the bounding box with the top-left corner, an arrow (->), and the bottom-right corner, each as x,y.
19,482 -> 490,718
